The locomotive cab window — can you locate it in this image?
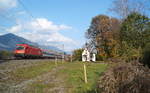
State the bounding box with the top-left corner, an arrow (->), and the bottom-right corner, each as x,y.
16,46 -> 25,50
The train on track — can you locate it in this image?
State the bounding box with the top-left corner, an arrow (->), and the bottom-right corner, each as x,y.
14,44 -> 63,59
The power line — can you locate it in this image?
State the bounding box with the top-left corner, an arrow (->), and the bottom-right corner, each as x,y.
0,13 -> 19,32
0,0 -> 43,32
0,25 -> 8,31
17,0 -> 43,29
0,12 -> 17,25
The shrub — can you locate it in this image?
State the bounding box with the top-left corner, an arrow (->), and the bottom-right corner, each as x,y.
72,49 -> 83,61
142,43 -> 150,68
0,51 -> 13,59
97,62 -> 150,93
96,54 -> 106,61
119,42 -> 141,62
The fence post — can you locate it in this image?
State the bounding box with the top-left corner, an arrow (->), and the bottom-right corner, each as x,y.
83,63 -> 88,83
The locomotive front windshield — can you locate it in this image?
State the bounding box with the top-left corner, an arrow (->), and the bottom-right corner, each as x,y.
16,46 -> 25,50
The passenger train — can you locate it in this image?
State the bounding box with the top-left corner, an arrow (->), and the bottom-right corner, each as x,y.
14,44 -> 62,59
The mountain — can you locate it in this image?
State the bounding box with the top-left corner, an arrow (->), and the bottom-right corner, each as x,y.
0,33 -> 37,51
0,33 -> 61,52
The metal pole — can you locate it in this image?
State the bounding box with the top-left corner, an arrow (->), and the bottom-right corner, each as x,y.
55,56 -> 57,67
71,53 -> 72,62
62,44 -> 64,63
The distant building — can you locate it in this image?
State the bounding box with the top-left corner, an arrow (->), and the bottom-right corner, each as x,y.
82,48 -> 90,62
82,48 -> 96,62
91,53 -> 96,62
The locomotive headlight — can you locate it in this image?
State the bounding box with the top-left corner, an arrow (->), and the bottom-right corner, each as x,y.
16,50 -> 25,53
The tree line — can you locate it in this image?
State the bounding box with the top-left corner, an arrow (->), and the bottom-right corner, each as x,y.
72,0 -> 150,67
0,50 -> 13,59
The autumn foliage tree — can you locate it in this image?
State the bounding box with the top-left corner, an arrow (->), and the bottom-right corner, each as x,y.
86,15 -> 120,59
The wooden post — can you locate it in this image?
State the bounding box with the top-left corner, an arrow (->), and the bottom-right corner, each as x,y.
83,63 -> 88,83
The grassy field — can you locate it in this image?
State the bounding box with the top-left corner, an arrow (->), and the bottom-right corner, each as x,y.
58,62 -> 108,93
0,60 -> 108,93
11,61 -> 56,81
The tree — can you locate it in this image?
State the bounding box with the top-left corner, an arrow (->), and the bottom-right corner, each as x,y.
86,15 -> 120,58
120,12 -> 150,49
110,0 -> 150,19
72,49 -> 83,61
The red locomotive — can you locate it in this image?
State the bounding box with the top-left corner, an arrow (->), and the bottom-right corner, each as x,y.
14,44 -> 42,58
14,44 -> 63,59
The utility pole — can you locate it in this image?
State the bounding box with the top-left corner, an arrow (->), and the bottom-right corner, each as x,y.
55,56 -> 57,67
62,44 -> 64,63
71,53 -> 72,62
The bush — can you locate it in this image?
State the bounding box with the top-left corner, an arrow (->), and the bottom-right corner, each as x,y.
118,42 -> 141,62
0,51 -> 13,59
142,43 -> 150,68
96,54 -> 106,61
97,62 -> 150,93
72,49 -> 83,61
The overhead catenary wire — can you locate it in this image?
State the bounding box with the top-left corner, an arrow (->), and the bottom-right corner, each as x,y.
0,0 -> 43,33
17,0 -> 43,29
0,13 -> 20,32
0,25 -> 8,31
0,10 -> 20,27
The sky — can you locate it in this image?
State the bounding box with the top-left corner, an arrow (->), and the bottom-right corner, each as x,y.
0,0 -> 114,51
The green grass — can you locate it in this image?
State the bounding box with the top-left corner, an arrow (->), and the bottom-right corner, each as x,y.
9,61 -> 108,93
10,61 -> 57,81
57,62 -> 108,93
27,82 -> 54,93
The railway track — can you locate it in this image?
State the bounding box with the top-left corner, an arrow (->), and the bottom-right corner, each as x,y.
0,58 -> 59,64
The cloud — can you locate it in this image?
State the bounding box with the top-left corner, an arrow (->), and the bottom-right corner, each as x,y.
47,32 -> 73,42
28,18 -> 72,32
7,18 -> 77,51
0,0 -> 18,11
7,25 -> 22,33
7,18 -> 72,32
